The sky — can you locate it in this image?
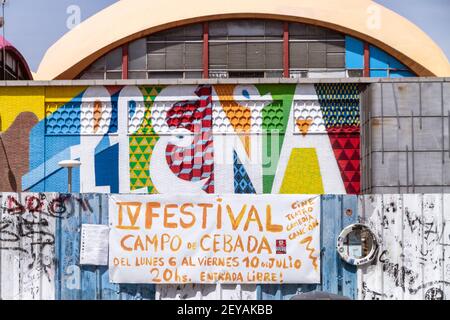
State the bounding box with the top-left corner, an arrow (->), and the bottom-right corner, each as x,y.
2,0 -> 450,72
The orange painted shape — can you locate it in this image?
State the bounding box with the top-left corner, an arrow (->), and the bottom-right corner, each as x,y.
296,119 -> 313,136
215,85 -> 252,157
93,100 -> 102,133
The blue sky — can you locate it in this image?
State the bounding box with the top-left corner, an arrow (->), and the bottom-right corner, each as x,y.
3,0 -> 450,72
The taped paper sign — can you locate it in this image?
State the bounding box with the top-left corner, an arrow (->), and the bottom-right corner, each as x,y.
108,194 -> 320,284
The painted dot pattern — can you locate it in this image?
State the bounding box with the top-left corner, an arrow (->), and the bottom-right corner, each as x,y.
293,100 -> 327,134
45,102 -> 117,135
212,101 -> 268,134
315,83 -> 361,132
128,101 -> 174,135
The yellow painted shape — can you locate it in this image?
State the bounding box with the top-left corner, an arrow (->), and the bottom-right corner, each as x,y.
0,87 -> 45,132
280,148 -> 324,194
0,86 -> 88,132
44,86 -> 87,102
215,85 -> 252,157
296,119 -> 313,136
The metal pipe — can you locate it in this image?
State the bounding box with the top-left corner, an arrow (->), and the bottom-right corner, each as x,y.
419,83 -> 423,129
411,111 -> 415,192
381,84 -> 384,164
68,167 -> 72,193
2,1 -> 6,80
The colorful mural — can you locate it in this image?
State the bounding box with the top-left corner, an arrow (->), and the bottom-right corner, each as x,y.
0,84 -> 362,195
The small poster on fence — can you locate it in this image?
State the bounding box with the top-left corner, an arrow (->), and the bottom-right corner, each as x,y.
108,194 -> 321,284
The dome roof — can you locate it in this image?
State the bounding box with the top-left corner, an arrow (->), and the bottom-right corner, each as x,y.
0,35 -> 33,80
36,0 -> 450,80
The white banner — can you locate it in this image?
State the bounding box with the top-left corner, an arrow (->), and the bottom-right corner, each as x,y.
108,194 -> 321,284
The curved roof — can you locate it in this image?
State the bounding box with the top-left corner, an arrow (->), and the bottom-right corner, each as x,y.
36,0 -> 450,80
0,36 -> 33,80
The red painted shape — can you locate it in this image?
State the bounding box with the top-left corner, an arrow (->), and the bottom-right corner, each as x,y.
328,131 -> 361,194
165,85 -> 214,193
363,42 -> 370,77
203,22 -> 209,79
122,44 -> 129,80
283,22 -> 289,78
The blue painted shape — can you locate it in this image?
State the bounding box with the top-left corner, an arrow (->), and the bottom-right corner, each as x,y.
370,69 -> 389,77
369,45 -> 389,70
390,70 -> 415,78
27,96 -> 81,190
55,193 -> 155,300
98,194 -> 121,300
95,138 -> 119,193
320,195 -> 341,294
233,151 -> 256,194
45,136 -> 81,192
57,193 -> 82,300
345,36 -> 364,69
28,118 -> 46,175
108,91 -> 120,134
80,194 -> 100,300
341,195 -> 358,299
128,100 -> 137,120
23,146 -> 73,191
388,55 -> 407,70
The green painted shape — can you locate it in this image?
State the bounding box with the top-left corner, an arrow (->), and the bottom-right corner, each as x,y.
256,84 -> 296,194
130,146 -> 138,153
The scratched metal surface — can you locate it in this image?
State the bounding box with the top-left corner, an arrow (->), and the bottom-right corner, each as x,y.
359,194 -> 450,300
1,193 -> 449,300
0,193 -> 155,300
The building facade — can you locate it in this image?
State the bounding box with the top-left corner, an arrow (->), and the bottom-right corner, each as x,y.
1,0 -> 450,301
0,36 -> 33,81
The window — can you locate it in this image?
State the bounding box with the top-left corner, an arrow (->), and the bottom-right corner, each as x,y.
289,23 -> 345,77
79,47 -> 122,80
75,19 -> 414,80
127,24 -> 203,79
209,20 -> 283,78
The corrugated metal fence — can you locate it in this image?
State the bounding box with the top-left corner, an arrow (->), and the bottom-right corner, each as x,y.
1,193 -> 449,300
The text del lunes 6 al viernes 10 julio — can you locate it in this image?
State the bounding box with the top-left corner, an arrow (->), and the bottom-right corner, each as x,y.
108,195 -> 320,284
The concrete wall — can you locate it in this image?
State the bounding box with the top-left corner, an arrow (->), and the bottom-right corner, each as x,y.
362,79 -> 450,193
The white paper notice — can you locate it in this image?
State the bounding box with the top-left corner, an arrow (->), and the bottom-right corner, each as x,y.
80,224 -> 110,266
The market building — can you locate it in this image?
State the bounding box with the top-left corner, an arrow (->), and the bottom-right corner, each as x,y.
1,0 -> 450,301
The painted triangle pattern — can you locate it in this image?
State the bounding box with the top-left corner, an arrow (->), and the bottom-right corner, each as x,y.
128,86 -> 164,193
328,132 -> 360,194
315,83 -> 360,133
129,136 -> 159,193
233,151 -> 256,194
315,83 -> 361,194
133,86 -> 164,135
